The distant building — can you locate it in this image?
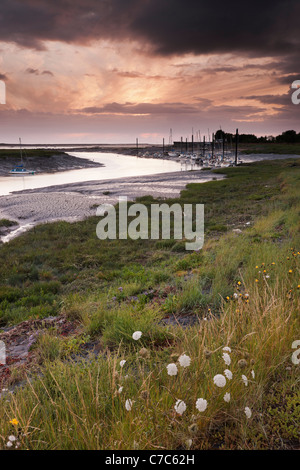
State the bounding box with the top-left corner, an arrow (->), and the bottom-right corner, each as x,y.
173,141 -> 210,150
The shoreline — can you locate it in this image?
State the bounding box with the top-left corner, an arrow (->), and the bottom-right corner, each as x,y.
0,152 -> 104,176
1,145 -> 300,178
0,170 -> 223,243
1,150 -> 300,243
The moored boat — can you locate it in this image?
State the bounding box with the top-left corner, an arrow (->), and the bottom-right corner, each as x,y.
9,138 -> 35,176
9,165 -> 35,175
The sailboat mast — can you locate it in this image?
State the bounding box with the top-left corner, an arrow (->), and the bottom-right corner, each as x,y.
19,137 -> 23,164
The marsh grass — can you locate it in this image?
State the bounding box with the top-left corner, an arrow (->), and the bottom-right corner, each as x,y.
0,159 -> 299,449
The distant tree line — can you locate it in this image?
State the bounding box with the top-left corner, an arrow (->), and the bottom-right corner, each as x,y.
214,129 -> 300,143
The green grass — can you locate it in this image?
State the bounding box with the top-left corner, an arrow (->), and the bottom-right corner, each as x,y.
0,219 -> 18,228
0,159 -> 299,450
240,142 -> 300,155
0,149 -> 68,159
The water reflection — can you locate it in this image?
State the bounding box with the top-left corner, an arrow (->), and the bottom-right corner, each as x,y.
0,152 -> 183,196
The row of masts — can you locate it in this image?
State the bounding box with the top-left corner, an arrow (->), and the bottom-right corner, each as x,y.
136,128 -> 240,165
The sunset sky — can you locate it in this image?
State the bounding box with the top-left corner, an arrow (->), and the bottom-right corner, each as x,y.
0,0 -> 299,144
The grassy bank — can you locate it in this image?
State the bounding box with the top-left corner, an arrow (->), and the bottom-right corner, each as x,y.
0,159 -> 299,450
0,149 -> 68,159
0,149 -> 102,175
240,142 -> 300,155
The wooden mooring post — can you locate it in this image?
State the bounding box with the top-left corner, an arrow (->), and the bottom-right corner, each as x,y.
235,128 -> 239,165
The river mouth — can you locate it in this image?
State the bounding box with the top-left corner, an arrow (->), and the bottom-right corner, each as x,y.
0,168 -> 224,244
0,151 -> 185,197
1,151 -> 299,244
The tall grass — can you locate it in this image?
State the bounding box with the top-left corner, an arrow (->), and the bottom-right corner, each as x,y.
0,161 -> 299,449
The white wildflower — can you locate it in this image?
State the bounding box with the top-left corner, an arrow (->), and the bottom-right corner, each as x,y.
222,352 -> 231,366
244,406 -> 252,419
224,369 -> 233,380
6,441 -> 13,448
242,375 -> 248,386
133,440 -> 139,450
223,346 -> 232,353
195,398 -> 208,412
178,354 -> 191,368
125,399 -> 133,411
118,386 -> 123,394
213,374 -> 226,388
167,363 -> 178,376
251,370 -> 255,379
185,439 -> 192,449
174,399 -> 186,415
8,435 -> 16,442
233,293 -> 238,299
223,392 -> 231,403
119,360 -> 126,368
132,331 -> 142,340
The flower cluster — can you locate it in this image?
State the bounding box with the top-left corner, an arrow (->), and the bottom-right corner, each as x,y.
6,419 -> 21,449
6,435 -> 20,449
226,281 -> 251,305
166,353 -> 192,376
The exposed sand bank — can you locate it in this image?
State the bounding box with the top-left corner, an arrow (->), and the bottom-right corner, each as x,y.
2,150 -> 300,243
0,170 -> 223,242
0,152 -> 103,176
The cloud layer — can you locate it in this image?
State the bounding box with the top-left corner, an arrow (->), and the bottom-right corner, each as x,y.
0,1 -> 299,142
0,0 -> 299,60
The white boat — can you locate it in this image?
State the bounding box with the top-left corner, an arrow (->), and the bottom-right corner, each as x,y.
10,166 -> 35,175
220,160 -> 234,167
9,138 -> 35,176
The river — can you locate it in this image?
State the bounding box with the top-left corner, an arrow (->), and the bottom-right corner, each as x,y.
0,152 -> 184,196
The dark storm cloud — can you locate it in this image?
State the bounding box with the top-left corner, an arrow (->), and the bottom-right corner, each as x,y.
0,0 -> 299,59
0,0 -> 135,49
245,93 -> 291,106
275,53 -> 300,75
277,74 -> 300,85
131,0 -> 300,57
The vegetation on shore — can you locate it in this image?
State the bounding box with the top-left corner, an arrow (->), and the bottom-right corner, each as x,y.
0,159 -> 299,450
216,128 -> 300,145
239,142 -> 300,155
0,149 -> 103,175
0,219 -> 18,239
0,149 -> 69,159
